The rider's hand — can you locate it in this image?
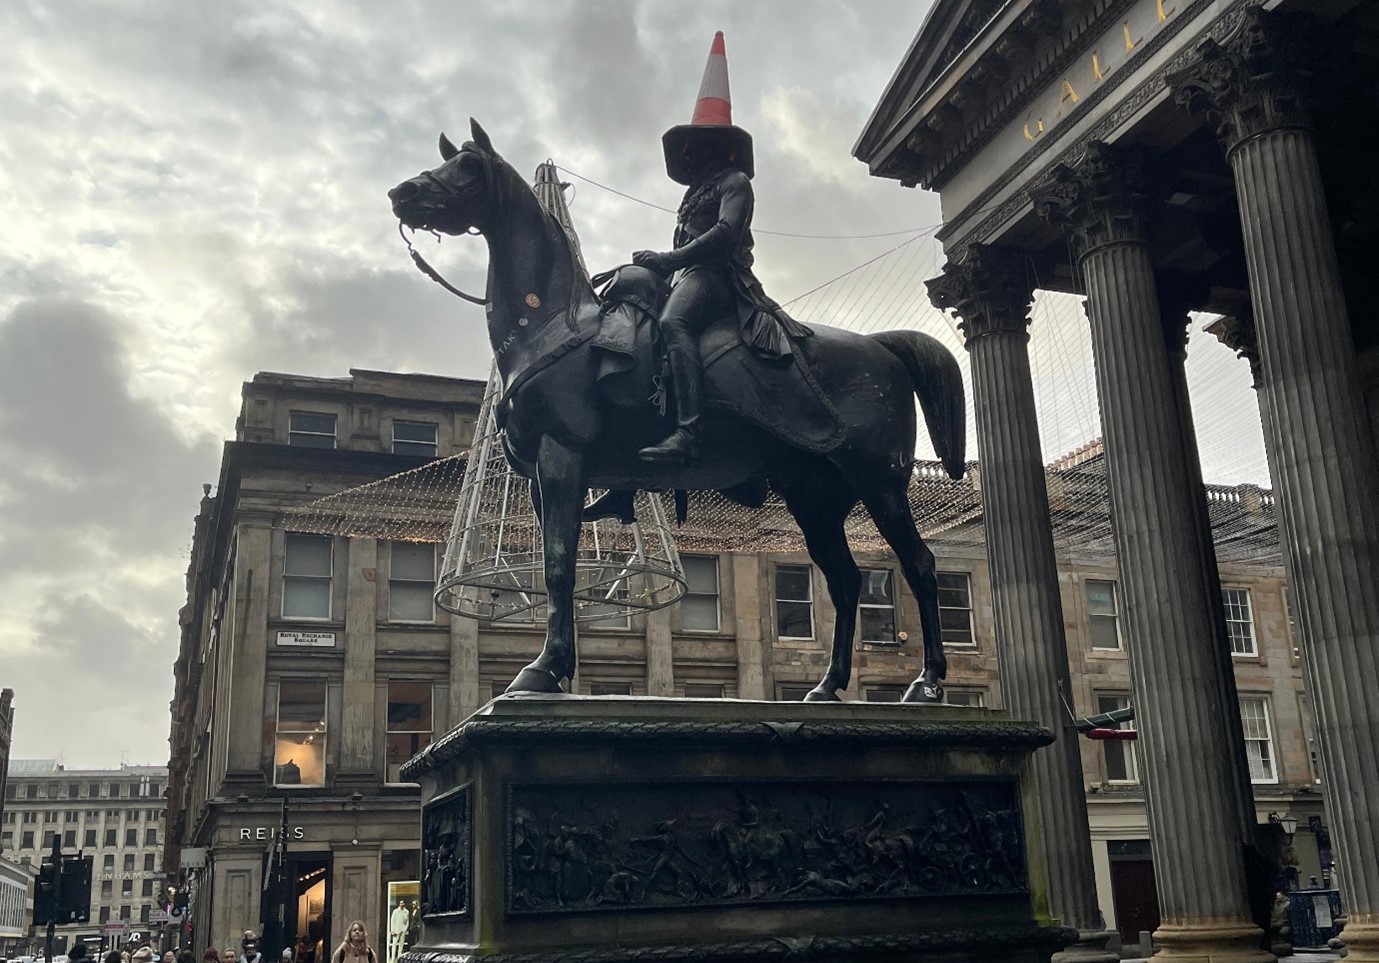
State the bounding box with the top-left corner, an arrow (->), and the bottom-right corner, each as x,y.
633,250 -> 676,276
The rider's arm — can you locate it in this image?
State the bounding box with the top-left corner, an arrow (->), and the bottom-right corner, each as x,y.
663,171 -> 753,270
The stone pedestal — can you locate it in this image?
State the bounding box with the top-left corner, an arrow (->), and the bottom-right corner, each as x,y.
1035,143 -> 1269,963
400,696 -> 1074,963
1171,12 -> 1379,961
929,246 -> 1115,963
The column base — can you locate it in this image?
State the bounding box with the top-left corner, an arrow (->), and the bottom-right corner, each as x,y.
1336,921 -> 1379,963
1052,928 -> 1120,963
1153,922 -> 1274,963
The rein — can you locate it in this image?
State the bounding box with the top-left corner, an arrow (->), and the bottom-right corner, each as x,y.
398,222 -> 487,306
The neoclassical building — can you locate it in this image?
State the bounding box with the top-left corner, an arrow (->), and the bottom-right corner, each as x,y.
856,1 -> 1378,960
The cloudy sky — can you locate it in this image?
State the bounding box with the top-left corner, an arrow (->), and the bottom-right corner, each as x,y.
0,0 -> 1267,767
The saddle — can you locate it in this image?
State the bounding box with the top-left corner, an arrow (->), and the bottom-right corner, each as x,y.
589,265 -> 845,454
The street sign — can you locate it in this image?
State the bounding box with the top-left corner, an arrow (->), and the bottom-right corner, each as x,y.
180,847 -> 207,869
149,909 -> 169,923
102,922 -> 128,937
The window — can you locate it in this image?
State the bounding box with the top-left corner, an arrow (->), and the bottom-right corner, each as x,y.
44,812 -> 57,823
102,854 -> 114,871
63,830 -> 75,847
1240,697 -> 1277,783
775,683 -> 814,701
26,785 -> 37,799
100,880 -> 112,899
99,906 -> 110,924
945,688 -> 986,707
1085,579 -> 1121,650
937,572 -> 975,646
144,828 -> 157,846
124,829 -> 136,846
388,542 -> 436,622
1097,694 -> 1137,783
84,829 -> 96,847
108,782 -> 121,798
65,810 -> 79,822
283,534 -> 333,619
126,810 -> 140,821
775,565 -> 814,639
392,420 -> 438,457
860,569 -> 897,644
275,681 -> 327,787
150,782 -> 160,798
1222,588 -> 1256,655
140,905 -> 150,923
67,785 -> 78,799
42,830 -> 55,848
289,410 -> 337,448
141,879 -> 153,898
2,785 -> 11,800
583,570 -> 631,628
144,853 -> 155,871
682,683 -> 725,699
1,831 -> 10,847
104,829 -> 116,847
137,776 -> 150,798
588,682 -> 633,696
22,812 -> 36,823
120,879 -> 132,897
119,905 -> 129,920
1283,586 -> 1299,657
20,832 -> 32,849
385,682 -> 433,784
680,556 -> 721,632
864,685 -> 906,702
88,782 -> 100,798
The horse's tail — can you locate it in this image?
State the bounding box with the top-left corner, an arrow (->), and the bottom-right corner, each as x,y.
869,330 -> 966,480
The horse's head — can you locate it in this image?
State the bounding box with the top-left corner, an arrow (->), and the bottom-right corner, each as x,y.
388,118 -> 502,236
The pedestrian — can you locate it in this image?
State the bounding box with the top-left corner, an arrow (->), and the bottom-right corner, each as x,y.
280,949 -> 293,963
179,951 -> 196,963
220,950 -> 236,963
132,948 -> 155,963
164,951 -> 177,963
331,921 -> 375,963
201,949 -> 219,963
104,952 -> 122,963
239,933 -> 263,963
70,947 -> 88,963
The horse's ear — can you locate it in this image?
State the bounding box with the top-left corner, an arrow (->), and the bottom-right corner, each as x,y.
469,118 -> 494,154
438,132 -> 460,161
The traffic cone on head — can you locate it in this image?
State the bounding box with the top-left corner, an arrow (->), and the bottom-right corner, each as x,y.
662,31 -> 754,185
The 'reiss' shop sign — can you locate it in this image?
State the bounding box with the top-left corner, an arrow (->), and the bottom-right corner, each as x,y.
237,826 -> 307,841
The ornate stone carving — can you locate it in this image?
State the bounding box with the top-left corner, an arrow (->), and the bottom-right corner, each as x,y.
926,244 -> 1035,343
1168,7 -> 1321,154
1032,142 -> 1151,260
506,779 -> 1027,915
1206,310 -> 1262,388
421,787 -> 471,918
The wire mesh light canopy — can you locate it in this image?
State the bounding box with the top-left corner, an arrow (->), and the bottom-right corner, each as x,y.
434,162 -> 687,624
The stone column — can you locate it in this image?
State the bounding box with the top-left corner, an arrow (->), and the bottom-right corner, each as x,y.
1034,142 -> 1270,963
340,537 -> 378,779
646,607 -> 676,696
449,614 -> 481,725
226,522 -> 272,785
927,244 -> 1114,962
1172,12 -> 1379,958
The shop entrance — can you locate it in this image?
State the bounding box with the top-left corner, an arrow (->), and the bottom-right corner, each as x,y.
262,853 -> 331,963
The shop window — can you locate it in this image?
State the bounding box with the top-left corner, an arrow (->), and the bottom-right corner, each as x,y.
1222,588 -> 1256,655
1097,694 -> 1137,783
937,572 -> 975,647
1240,697 -> 1278,783
283,534 -> 333,620
289,411 -> 337,449
386,682 -> 433,784
1085,579 -> 1121,650
774,565 -> 814,640
680,555 -> 720,632
275,681 -> 328,787
682,683 -> 725,699
388,542 -> 437,622
392,420 -> 438,458
859,569 -> 897,644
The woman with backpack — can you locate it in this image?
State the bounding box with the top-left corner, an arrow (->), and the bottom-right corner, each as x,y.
331,923 -> 374,963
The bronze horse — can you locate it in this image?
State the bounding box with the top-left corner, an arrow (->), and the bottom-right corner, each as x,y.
388,120 -> 966,702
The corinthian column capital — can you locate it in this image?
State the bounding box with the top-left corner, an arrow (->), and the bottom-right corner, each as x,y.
1167,7 -> 1321,154
1032,142 -> 1150,261
926,244 -> 1034,344
1206,309 -> 1263,388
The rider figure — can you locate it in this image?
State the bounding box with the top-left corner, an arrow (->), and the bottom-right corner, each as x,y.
634,31 -> 810,465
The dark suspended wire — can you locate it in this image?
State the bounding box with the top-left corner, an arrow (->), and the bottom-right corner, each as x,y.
555,165 -> 940,240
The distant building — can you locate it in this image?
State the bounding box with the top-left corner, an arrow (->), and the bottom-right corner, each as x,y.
0,760 -> 169,952
0,690 -> 14,825
0,854 -> 32,958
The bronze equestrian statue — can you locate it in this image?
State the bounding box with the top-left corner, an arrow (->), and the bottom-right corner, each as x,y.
387,34 -> 966,703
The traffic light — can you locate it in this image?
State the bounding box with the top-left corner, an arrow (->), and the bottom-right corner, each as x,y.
31,839 -> 59,927
57,854 -> 93,924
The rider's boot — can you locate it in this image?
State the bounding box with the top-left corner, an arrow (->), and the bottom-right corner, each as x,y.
583,489 -> 637,524
639,341 -> 702,464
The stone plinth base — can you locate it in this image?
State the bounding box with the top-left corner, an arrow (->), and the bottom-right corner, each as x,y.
400,696 -> 1074,963
1153,921 -> 1276,963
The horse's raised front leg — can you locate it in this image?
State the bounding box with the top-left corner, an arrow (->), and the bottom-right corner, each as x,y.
507,435 -> 585,694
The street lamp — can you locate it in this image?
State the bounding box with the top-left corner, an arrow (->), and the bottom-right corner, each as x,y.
1270,811 -> 1299,836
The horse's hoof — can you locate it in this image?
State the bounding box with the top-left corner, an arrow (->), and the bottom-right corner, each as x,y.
803,687 -> 842,702
506,665 -> 565,694
902,679 -> 945,704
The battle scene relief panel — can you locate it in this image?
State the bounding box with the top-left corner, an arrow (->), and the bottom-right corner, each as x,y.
507,779 -> 1026,915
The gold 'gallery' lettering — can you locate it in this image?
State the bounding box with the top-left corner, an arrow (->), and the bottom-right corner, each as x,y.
1023,0 -> 1176,142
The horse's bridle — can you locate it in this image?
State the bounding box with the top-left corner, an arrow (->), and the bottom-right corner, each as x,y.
398,158 -> 492,306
